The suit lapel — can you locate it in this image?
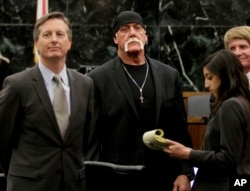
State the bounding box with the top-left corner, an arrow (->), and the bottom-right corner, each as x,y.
146,57 -> 162,126
31,66 -> 62,138
112,57 -> 139,119
67,70 -> 78,128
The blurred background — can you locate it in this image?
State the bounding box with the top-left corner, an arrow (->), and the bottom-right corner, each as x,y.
0,0 -> 250,91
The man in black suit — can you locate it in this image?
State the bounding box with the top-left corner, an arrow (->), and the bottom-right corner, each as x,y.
88,10 -> 194,191
0,12 -> 97,191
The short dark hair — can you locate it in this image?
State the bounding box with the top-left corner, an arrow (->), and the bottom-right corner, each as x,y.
33,11 -> 72,41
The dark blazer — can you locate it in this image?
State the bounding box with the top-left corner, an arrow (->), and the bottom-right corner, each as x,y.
0,65 -> 96,191
190,97 -> 250,191
88,56 -> 193,190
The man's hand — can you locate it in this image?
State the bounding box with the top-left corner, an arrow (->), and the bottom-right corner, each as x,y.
172,174 -> 191,191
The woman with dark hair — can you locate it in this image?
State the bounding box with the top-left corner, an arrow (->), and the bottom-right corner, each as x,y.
163,49 -> 250,191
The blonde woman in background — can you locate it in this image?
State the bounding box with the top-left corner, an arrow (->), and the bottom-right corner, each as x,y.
224,26 -> 250,84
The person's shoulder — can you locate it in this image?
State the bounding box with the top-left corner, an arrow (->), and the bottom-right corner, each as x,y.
6,66 -> 34,80
1,66 -> 36,91
224,97 -> 247,104
148,57 -> 177,72
68,69 -> 94,90
68,68 -> 92,81
88,57 -> 116,76
221,97 -> 249,111
222,97 -> 238,105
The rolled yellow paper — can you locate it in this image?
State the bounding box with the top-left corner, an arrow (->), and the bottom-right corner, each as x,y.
142,129 -> 167,150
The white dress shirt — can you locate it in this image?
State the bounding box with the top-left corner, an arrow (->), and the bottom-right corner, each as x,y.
38,62 -> 71,114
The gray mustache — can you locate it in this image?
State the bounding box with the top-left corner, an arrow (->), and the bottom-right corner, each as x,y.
124,38 -> 144,52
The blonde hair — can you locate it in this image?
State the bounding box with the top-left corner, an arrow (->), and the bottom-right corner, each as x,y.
224,26 -> 250,49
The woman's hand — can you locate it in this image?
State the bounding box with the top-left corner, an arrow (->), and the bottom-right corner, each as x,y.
163,139 -> 192,160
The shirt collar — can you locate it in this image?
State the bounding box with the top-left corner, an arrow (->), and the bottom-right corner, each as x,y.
38,62 -> 68,86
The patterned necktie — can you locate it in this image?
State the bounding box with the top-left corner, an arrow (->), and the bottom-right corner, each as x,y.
53,75 -> 68,138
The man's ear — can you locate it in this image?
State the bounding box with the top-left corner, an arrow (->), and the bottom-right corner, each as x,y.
145,34 -> 148,45
113,36 -> 118,45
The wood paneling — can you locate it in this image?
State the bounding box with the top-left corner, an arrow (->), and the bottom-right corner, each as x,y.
183,92 -> 210,149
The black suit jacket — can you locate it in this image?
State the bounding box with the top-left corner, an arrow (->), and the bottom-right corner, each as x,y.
88,56 -> 193,189
190,97 -> 250,191
0,65 -> 97,191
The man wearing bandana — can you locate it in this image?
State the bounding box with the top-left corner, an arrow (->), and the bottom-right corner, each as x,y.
87,10 -> 194,191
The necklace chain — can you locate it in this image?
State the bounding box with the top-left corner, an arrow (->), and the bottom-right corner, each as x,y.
122,60 -> 149,103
